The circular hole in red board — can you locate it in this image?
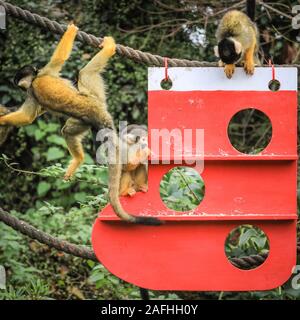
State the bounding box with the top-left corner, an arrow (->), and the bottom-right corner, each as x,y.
227,108 -> 272,154
159,166 -> 205,212
224,224 -> 270,270
160,78 -> 173,90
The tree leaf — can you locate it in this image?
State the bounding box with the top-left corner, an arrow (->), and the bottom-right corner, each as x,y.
37,182 -> 51,196
46,147 -> 65,161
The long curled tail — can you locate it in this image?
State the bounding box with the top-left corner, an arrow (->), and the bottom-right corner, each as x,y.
93,127 -> 162,225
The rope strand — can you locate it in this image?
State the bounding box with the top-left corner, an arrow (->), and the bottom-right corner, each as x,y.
0,207 -> 97,261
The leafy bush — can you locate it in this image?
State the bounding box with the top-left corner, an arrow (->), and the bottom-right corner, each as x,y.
160,167 -> 204,211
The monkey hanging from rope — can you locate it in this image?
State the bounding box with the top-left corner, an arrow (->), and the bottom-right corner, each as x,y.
214,0 -> 260,79
0,24 -> 161,225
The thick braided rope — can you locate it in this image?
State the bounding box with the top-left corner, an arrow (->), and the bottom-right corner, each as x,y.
0,208 -> 299,268
0,1 -> 212,67
0,207 -> 97,261
1,1 -> 298,68
231,253 -> 269,269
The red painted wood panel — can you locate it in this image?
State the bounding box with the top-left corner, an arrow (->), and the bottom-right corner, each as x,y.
148,91 -> 297,159
92,68 -> 297,291
99,161 -> 297,220
92,220 -> 296,291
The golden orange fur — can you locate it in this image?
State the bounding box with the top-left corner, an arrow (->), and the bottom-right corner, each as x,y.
216,10 -> 259,78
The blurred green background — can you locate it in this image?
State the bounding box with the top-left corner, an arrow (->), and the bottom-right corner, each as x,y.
0,0 -> 299,300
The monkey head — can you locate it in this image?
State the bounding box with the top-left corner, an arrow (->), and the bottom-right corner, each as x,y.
14,65 -> 38,90
214,38 -> 242,64
120,125 -> 150,167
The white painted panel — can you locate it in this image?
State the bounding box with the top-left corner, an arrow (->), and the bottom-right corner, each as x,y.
148,67 -> 297,91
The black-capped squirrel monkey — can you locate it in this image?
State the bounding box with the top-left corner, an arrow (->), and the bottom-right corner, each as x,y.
119,125 -> 149,197
214,10 -> 260,79
0,24 -> 161,225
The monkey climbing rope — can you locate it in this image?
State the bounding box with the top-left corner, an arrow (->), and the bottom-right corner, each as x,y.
0,1 -> 299,272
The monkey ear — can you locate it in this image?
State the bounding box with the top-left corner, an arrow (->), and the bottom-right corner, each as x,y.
233,40 -> 242,54
139,125 -> 148,131
214,45 -> 219,57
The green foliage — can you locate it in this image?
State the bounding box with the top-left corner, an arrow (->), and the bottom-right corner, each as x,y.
225,225 -> 269,262
0,281 -> 51,300
0,173 -> 181,299
228,109 -> 272,154
160,167 -> 205,211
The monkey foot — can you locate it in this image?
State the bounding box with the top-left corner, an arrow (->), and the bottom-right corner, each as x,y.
63,172 -> 73,181
127,188 -> 137,197
244,60 -> 255,75
138,185 -> 148,193
224,64 -> 235,79
101,36 -> 116,57
67,23 -> 79,33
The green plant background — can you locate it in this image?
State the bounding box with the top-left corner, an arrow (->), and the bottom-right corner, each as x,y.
0,0 -> 299,300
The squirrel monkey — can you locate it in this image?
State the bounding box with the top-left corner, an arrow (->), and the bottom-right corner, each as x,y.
119,125 -> 149,197
0,105 -> 13,146
0,24 -> 161,225
214,10 -> 260,79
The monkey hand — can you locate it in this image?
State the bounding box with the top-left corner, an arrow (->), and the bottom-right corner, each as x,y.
0,106 -> 9,120
244,60 -> 255,75
120,187 -> 136,197
0,116 -> 7,126
100,36 -> 116,57
224,64 -> 235,79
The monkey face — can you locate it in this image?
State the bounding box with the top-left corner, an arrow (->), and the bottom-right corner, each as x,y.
121,125 -> 150,166
14,65 -> 38,90
215,38 -> 242,64
125,133 -> 150,165
136,135 -> 151,161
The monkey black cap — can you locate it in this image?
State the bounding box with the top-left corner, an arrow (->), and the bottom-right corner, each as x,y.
14,65 -> 38,87
218,38 -> 242,64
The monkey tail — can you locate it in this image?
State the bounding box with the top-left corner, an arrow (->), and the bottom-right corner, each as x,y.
246,0 -> 256,21
92,127 -> 163,226
108,158 -> 163,225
